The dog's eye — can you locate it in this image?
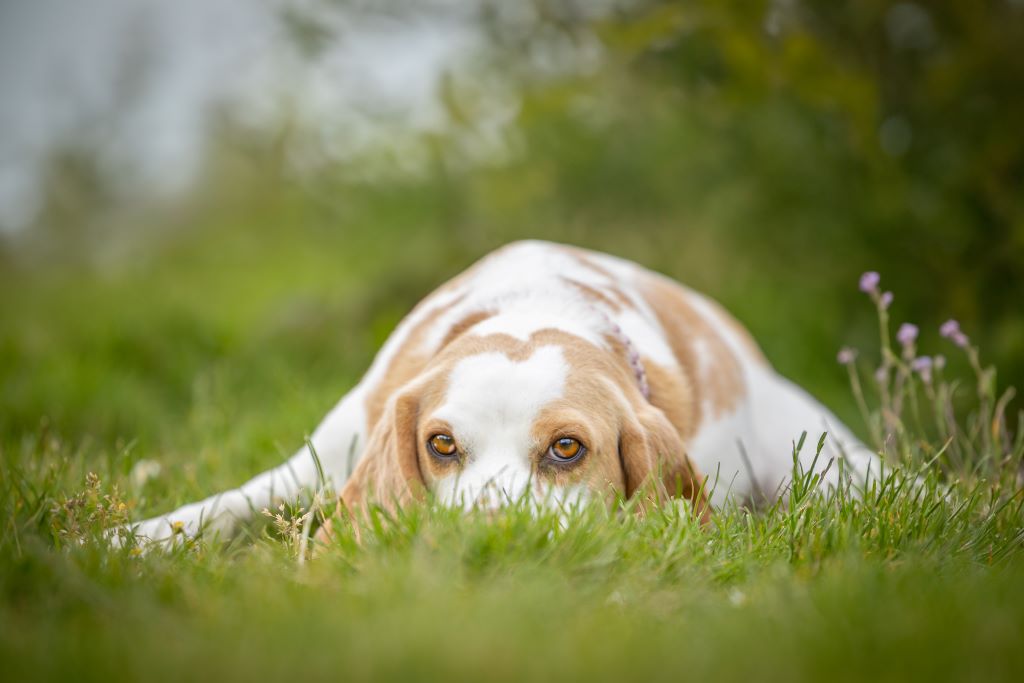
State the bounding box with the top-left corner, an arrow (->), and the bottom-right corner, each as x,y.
549,437 -> 584,461
428,433 -> 458,458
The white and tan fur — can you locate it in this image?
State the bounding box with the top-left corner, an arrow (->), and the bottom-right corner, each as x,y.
123,240 -> 878,544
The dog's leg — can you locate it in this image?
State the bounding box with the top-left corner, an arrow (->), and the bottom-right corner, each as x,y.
115,385 -> 368,547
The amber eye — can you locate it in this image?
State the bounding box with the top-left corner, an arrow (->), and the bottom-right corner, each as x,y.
549,437 -> 584,461
428,433 -> 458,458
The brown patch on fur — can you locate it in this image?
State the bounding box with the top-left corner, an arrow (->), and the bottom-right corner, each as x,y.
552,242 -> 614,278
320,377 -> 442,542
363,296 -> 466,430
605,286 -> 637,311
340,388 -> 425,513
619,403 -> 712,524
698,295 -> 770,367
568,251 -> 616,281
438,309 -> 495,350
642,358 -> 700,441
562,277 -> 622,312
556,245 -> 638,311
640,276 -> 746,425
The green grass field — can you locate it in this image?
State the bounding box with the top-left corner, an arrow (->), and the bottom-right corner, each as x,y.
2,215 -> 1023,682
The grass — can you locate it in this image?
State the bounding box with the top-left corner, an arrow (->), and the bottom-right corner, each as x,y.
2,217 -> 1023,681
3,437 -> 1024,681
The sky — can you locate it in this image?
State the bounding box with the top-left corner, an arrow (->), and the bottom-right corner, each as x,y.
0,0 -> 477,231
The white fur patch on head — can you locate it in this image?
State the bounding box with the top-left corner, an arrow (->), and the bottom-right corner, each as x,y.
469,303 -> 606,347
431,345 -> 569,507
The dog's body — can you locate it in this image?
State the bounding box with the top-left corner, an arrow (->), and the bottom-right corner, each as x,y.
127,241 -> 877,543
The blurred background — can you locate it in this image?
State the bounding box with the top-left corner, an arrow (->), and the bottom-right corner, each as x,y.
2,0 -> 1022,472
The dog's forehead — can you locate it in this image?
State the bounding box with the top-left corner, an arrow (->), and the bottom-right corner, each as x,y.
432,345 -> 568,439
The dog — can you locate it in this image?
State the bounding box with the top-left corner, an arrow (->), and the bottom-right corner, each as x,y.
122,240 -> 877,545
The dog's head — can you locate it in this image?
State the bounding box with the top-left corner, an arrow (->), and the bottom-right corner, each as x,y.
338,329 -> 708,519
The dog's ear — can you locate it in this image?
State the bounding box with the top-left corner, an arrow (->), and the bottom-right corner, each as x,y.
337,389 -> 425,514
619,405 -> 711,523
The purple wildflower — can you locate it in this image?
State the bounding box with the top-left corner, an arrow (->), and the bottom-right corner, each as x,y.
874,365 -> 888,385
896,323 -> 918,347
934,355 -> 946,371
879,291 -> 894,310
859,271 -> 881,294
940,319 -> 970,348
837,347 -> 857,365
912,356 -> 933,383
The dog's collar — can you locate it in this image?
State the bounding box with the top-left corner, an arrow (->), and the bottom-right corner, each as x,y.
596,310 -> 651,402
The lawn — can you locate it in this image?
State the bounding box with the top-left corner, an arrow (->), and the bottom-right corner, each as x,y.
2,212 -> 1023,682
